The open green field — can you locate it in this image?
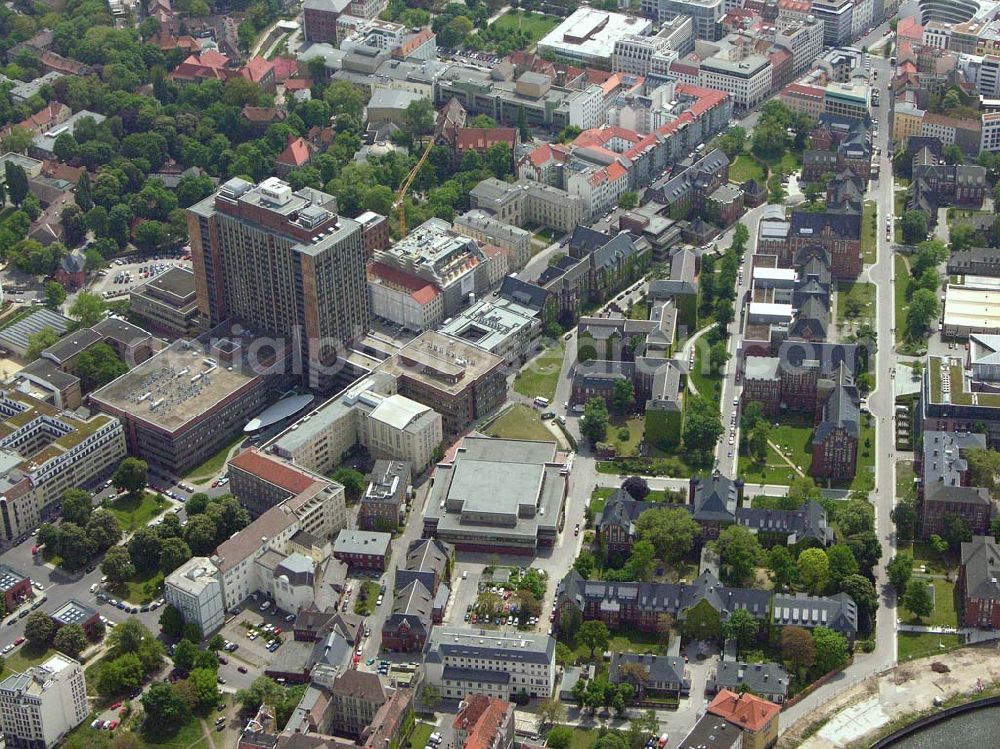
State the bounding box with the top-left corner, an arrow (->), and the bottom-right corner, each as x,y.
761,150 -> 801,175
729,154 -> 767,184
897,540 -> 958,576
590,487 -> 613,517
861,201 -> 878,264
768,422 -> 814,474
897,632 -> 965,662
893,191 -> 907,243
513,340 -> 565,402
484,404 -> 554,442
848,415 -> 876,491
896,460 -> 915,503
106,491 -> 168,533
898,578 -> 958,628
185,433 -> 244,485
738,451 -> 800,485
490,10 -> 560,46
0,644 -> 56,679
835,281 -> 876,329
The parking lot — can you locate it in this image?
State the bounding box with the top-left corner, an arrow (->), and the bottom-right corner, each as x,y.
89,254 -> 192,300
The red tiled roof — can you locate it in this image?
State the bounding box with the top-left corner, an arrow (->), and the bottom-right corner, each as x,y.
706,690 -> 780,733
394,28 -> 434,59
270,56 -> 298,83
606,161 -> 627,182
367,261 -> 441,305
456,127 -> 517,151
897,16 -> 923,40
242,56 -> 274,83
284,78 -> 313,90
277,136 -> 311,167
229,449 -> 318,495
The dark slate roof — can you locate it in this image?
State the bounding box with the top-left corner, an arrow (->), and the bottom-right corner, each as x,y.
499,275 -> 551,312
385,580 -> 433,634
569,225 -> 613,258
557,570 -> 772,623
735,500 -> 833,545
960,535 -> 1000,600
771,592 -> 859,635
594,489 -> 652,535
789,296 -> 829,340
708,662 -> 788,697
60,248 -> 86,274
777,341 -> 857,376
691,473 -> 739,523
441,667 -> 510,684
793,244 -> 832,269
813,370 -> 860,444
592,233 -> 641,272
610,652 -> 690,689
789,209 -> 861,241
573,360 -> 635,390
948,247 -> 1000,277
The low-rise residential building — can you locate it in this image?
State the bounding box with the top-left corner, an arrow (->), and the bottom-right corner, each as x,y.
0,565 -> 32,613
680,690 -> 780,749
359,460 -> 410,532
706,662 -> 789,704
0,654 -> 88,749
332,530 -> 392,571
958,535 -> 1000,628
609,652 -> 690,698
423,628 -> 557,700
164,557 -> 225,635
452,210 -> 532,271
919,430 -> 993,537
453,695 -> 515,749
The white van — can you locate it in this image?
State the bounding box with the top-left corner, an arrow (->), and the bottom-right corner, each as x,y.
533,396 -> 549,408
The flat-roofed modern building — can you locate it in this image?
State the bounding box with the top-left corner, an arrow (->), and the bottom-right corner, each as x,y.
188,177 -> 369,391
439,298 -> 542,366
536,8 -> 652,68
0,653 -> 88,749
423,628 -> 557,700
130,267 -> 201,337
379,331 -> 506,436
698,54 -> 772,110
0,390 -> 126,542
269,372 -> 443,475
164,557 -> 225,634
333,529 -> 392,571
90,334 -> 291,475
424,436 -> 568,553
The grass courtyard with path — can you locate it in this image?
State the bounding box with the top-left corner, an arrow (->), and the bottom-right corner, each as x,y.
513,340 -> 565,402
487,10 -> 560,48
105,491 -> 168,533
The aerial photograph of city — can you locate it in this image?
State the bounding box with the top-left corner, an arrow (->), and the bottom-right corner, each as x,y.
2,0 -> 1000,747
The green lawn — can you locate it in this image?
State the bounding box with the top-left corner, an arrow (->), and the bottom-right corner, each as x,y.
488,10 -> 560,47
861,201 -> 878,264
484,404 -> 555,442
604,417 -> 645,457
729,154 -> 767,184
897,540 -> 958,576
566,628 -> 667,663
0,644 -> 56,679
893,191 -> 907,243
184,433 -> 245,485
590,487 -> 613,518
761,150 -> 801,175
513,340 -> 565,402
105,491 -> 168,532
848,414 -> 876,492
690,339 -> 722,407
120,569 -> 165,604
406,723 -> 436,749
629,300 -> 650,320
896,460 -> 915,503
557,727 -> 598,749
738,452 -> 800,485
897,632 -> 965,662
140,717 -> 213,749
768,423 -> 814,475
898,578 -> 958,628
894,254 -> 910,345
835,281 -> 876,332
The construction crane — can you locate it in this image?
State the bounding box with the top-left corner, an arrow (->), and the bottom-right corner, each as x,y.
393,112 -> 446,237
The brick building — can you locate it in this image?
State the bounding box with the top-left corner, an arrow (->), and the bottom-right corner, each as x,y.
958,535 -> 1000,629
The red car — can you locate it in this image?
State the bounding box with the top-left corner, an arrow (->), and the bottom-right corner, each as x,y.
110,701 -> 121,710
31,546 -> 39,555
108,721 -> 118,731
274,627 -> 282,635
13,637 -> 24,646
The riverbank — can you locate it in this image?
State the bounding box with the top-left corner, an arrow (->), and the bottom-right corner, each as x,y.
779,641 -> 1000,749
